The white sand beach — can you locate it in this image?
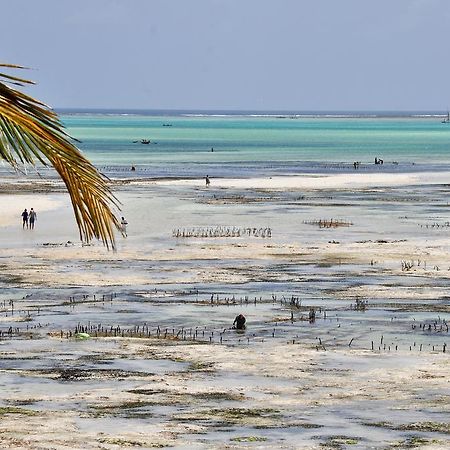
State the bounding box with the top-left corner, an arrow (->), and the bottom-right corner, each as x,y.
157,171 -> 450,190
0,172 -> 449,449
0,194 -> 63,228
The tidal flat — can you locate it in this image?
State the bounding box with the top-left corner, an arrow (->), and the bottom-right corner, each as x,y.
0,174 -> 449,449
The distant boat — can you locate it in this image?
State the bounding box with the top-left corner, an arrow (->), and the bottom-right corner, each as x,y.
442,111 -> 450,123
132,139 -> 153,144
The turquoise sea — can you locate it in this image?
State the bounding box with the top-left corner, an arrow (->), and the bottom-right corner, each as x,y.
61,110 -> 450,179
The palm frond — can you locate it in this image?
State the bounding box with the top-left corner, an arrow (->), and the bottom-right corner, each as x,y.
0,63 -> 121,249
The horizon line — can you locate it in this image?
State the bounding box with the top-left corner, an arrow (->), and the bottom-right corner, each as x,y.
55,107 -> 448,113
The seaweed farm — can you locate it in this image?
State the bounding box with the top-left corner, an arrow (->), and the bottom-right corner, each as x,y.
1,287 -> 449,353
1,279 -> 449,449
0,176 -> 449,449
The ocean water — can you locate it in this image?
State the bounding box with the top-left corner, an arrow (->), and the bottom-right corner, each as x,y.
60,111 -> 450,179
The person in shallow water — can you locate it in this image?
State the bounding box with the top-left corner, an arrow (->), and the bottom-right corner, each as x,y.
233,314 -> 246,330
120,216 -> 128,237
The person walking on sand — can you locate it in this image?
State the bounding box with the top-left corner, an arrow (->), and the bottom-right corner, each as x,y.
205,175 -> 210,187
29,208 -> 37,230
120,216 -> 128,237
21,209 -> 28,229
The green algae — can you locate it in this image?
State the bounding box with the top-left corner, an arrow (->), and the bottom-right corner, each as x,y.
390,437 -> 442,448
0,406 -> 37,416
97,437 -> 170,447
320,435 -> 360,449
231,436 -> 268,442
365,421 -> 450,434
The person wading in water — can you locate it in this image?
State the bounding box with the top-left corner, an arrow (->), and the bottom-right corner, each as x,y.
233,314 -> 246,330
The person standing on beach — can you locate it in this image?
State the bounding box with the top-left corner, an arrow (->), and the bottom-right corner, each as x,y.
205,175 -> 210,187
21,209 -> 28,229
120,216 -> 128,237
29,208 -> 37,230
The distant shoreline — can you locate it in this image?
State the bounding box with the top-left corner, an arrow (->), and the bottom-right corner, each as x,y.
55,108 -> 450,119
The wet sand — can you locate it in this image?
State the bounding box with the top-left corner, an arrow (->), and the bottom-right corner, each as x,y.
0,173 -> 449,449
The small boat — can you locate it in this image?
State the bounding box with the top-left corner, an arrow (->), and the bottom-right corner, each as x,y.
442,111 -> 450,123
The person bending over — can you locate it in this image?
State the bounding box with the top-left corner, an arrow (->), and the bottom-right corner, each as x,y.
233,314 -> 246,330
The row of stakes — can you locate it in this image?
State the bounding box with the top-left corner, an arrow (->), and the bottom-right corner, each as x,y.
1,323 -> 447,353
371,335 -> 447,353
1,293 -> 448,348
3,292 -> 449,327
172,226 -> 272,238
420,222 -> 450,228
1,318 -> 447,353
401,260 -> 448,271
62,325 -> 447,353
303,219 -> 353,228
3,292 -> 449,326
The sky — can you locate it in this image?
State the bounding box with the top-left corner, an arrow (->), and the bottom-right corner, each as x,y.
2,0 -> 450,111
